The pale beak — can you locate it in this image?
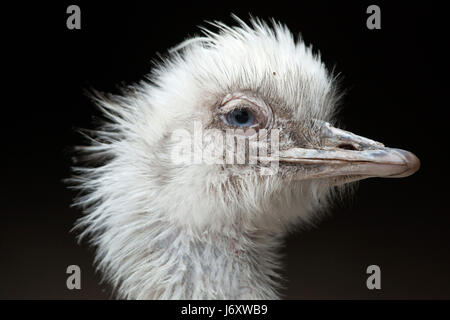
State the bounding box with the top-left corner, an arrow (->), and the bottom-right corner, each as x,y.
277,121 -> 420,184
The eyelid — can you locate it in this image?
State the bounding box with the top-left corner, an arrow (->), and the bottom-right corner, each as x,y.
218,98 -> 259,114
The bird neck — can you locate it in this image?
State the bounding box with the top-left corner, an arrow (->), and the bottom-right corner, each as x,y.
117,221 -> 283,299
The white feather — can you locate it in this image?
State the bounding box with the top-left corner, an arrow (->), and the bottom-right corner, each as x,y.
70,16 -> 341,299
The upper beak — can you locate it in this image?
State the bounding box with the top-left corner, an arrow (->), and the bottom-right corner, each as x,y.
277,121 -> 420,183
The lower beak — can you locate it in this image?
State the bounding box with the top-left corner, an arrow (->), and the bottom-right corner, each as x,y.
277,121 -> 420,183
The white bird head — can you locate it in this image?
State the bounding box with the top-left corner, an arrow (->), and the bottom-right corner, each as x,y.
72,17 -> 420,299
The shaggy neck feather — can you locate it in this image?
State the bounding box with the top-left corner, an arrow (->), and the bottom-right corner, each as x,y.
108,216 -> 283,299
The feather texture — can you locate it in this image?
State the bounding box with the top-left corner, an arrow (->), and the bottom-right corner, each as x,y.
70,16 -> 342,299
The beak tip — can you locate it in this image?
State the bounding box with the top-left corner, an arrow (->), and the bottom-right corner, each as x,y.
392,148 -> 421,177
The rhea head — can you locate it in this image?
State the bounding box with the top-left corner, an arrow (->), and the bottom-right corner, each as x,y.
72,16 -> 420,299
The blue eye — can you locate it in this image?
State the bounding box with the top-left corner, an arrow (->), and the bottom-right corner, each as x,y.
226,108 -> 256,127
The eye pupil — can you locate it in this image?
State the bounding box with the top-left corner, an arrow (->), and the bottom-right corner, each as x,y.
226,108 -> 255,127
233,109 -> 249,124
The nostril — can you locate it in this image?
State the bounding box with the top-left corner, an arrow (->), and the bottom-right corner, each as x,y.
337,143 -> 357,151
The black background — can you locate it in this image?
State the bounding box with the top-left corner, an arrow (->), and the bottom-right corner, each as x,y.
2,1 -> 448,299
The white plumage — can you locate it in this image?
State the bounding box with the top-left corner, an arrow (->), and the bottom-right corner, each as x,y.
71,16 -> 420,299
